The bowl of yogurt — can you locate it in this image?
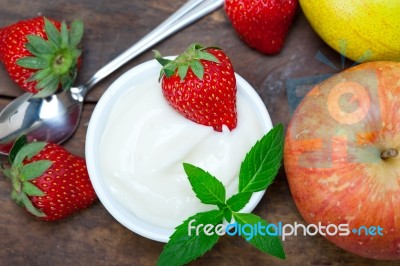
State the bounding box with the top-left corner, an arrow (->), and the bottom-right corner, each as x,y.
86,58 -> 272,242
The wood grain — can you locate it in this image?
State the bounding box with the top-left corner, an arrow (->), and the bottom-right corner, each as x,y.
0,1 -> 398,265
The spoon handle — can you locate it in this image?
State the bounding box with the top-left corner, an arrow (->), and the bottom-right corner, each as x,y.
79,0 -> 224,97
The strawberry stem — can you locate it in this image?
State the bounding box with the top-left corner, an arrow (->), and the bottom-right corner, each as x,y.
52,49 -> 74,75
3,140 -> 49,218
381,148 -> 399,160
154,43 -> 221,81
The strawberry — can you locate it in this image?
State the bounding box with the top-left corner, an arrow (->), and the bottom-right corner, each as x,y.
0,16 -> 83,97
2,136 -> 96,221
224,0 -> 298,54
154,43 -> 237,132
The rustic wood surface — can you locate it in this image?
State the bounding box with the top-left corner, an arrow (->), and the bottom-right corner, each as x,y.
0,1 -> 398,265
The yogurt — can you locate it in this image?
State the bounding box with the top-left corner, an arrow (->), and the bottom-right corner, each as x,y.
99,77 -> 265,229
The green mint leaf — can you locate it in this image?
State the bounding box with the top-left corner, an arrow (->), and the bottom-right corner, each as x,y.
239,124 -> 284,193
222,206 -> 232,222
13,142 -> 47,168
157,210 -> 223,266
226,192 -> 252,212
233,212 -> 285,259
21,160 -> 52,181
183,163 -> 226,207
22,181 -> 45,196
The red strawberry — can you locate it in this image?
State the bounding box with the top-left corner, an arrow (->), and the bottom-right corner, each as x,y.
224,0 -> 298,54
2,136 -> 96,221
154,43 -> 237,132
0,16 -> 83,97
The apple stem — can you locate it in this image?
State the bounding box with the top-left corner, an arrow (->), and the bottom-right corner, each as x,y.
381,148 -> 399,160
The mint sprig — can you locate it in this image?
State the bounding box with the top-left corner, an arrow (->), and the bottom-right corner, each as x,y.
157,124 -> 285,266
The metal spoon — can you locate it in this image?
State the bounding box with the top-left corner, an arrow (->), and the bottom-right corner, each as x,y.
0,0 -> 224,154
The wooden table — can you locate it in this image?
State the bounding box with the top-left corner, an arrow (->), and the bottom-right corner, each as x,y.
0,1 -> 398,265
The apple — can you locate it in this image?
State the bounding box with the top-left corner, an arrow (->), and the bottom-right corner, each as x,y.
300,0 -> 400,62
284,61 -> 400,260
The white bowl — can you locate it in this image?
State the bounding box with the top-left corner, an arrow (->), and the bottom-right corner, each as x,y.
85,58 -> 272,243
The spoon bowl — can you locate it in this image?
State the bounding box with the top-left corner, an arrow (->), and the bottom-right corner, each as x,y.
0,88 -> 82,154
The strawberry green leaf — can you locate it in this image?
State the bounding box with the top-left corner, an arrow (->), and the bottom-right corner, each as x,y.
239,124 -> 284,193
34,77 -> 59,98
155,43 -> 222,82
226,192 -> 252,212
68,19 -> 84,48
178,63 -> 189,81
153,50 -> 172,66
157,210 -> 223,266
183,163 -> 226,207
60,21 -> 69,49
9,135 -> 28,164
35,74 -> 57,90
11,190 -> 23,205
188,43 -> 199,53
20,192 -> 46,217
22,181 -> 45,197
26,34 -> 55,54
196,51 -> 220,63
13,142 -> 47,168
25,43 -> 41,57
21,160 -> 52,181
17,57 -> 48,70
71,49 -> 82,59
44,17 -> 62,48
25,42 -> 52,61
26,68 -> 51,82
60,73 -> 74,90
233,212 -> 285,259
190,60 -> 204,80
163,63 -> 177,78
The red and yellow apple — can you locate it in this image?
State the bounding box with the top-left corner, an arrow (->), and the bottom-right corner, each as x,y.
284,61 -> 400,260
